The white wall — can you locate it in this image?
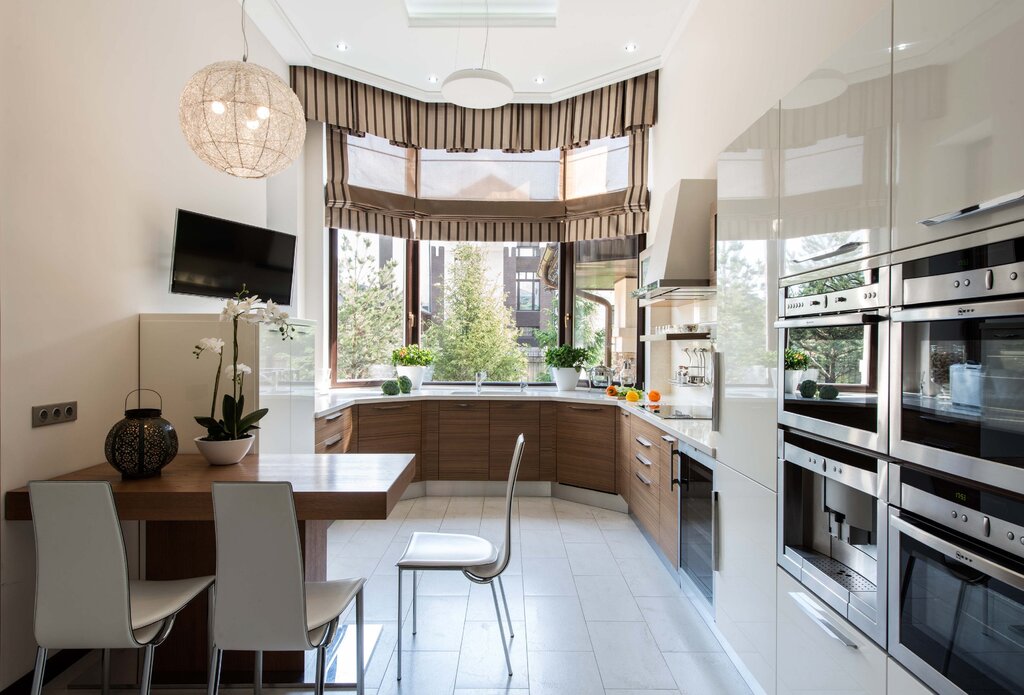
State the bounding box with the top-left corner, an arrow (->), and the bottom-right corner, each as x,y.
0,0 -> 298,686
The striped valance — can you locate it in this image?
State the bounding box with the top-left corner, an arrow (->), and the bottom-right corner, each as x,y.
291,66 -> 657,152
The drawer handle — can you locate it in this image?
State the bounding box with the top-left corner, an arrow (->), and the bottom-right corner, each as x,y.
635,436 -> 653,448
661,435 -> 675,443
635,471 -> 652,486
454,403 -> 472,408
568,406 -> 601,412
789,592 -> 859,649
322,433 -> 343,448
635,454 -> 653,468
323,412 -> 343,422
374,404 -> 410,411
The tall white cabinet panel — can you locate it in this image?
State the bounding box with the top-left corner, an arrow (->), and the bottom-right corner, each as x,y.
714,107 -> 781,492
886,657 -> 933,695
779,2 -> 892,277
776,569 -> 887,695
714,462 -> 777,694
892,0 -> 1024,249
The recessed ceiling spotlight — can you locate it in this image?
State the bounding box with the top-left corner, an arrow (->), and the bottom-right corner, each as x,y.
427,74 -> 439,84
624,42 -> 638,53
336,41 -> 349,51
533,75 -> 546,85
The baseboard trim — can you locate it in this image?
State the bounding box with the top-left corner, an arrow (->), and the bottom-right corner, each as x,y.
1,650 -> 87,695
398,480 -> 627,513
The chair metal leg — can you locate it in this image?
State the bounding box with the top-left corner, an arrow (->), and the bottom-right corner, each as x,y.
207,647 -> 222,695
30,647 -> 46,695
355,588 -> 365,695
314,645 -> 326,695
254,650 -> 263,695
397,569 -> 401,683
412,570 -> 418,635
101,648 -> 111,695
497,575 -> 515,638
139,645 -> 155,695
489,582 -> 513,677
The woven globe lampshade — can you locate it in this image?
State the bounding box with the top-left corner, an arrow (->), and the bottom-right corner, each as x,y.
179,60 -> 306,179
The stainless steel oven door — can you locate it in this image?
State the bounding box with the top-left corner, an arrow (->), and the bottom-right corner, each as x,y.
891,299 -> 1024,495
888,508 -> 1024,695
776,311 -> 889,452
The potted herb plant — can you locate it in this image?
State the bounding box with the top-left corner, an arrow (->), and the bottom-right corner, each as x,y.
392,344 -> 434,391
545,345 -> 590,391
783,347 -> 811,395
192,287 -> 293,465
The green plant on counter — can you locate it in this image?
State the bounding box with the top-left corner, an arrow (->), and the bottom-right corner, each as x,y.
544,344 -> 590,370
397,375 -> 413,394
818,384 -> 840,400
784,348 -> 810,371
798,380 -> 818,399
381,380 -> 401,396
392,343 -> 435,367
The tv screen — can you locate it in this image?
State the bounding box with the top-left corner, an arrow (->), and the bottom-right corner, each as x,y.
170,209 -> 296,305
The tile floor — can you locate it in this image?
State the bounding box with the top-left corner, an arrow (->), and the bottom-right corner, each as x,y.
322,495 -> 752,695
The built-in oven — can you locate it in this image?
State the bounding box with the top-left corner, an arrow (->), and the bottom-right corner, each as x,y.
677,442 -> 715,606
775,266 -> 890,453
778,429 -> 888,645
888,465 -> 1024,695
890,224 -> 1024,495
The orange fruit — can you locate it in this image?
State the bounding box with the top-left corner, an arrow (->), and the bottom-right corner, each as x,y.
625,391 -> 640,403
648,390 -> 661,403
605,385 -> 618,397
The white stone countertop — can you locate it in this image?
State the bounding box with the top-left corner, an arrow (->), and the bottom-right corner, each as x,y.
314,386 -> 715,457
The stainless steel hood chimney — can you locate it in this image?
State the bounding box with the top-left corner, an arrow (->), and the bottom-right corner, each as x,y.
634,179 -> 717,306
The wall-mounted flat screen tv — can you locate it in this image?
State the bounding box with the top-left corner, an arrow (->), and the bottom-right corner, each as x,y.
170,209 -> 296,305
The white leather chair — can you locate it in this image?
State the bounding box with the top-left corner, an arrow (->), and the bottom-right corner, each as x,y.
396,434 -> 525,680
28,481 -> 214,695
209,482 -> 365,695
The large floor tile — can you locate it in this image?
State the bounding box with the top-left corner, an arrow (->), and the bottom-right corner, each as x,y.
617,556 -> 681,597
399,595 -> 468,651
602,529 -> 659,560
519,529 -> 567,558
528,650 -> 604,695
575,574 -> 643,621
636,596 -> 722,653
454,620 -> 528,689
524,595 -> 592,652
413,569 -> 474,596
521,557 -> 577,597
566,541 -> 621,576
589,622 -> 678,690
557,517 -> 606,543
664,652 -> 752,695
466,575 -> 525,622
377,650 -> 460,695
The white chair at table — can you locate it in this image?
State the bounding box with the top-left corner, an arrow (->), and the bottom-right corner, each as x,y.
209,481 -> 366,695
395,433 -> 525,680
28,481 -> 214,695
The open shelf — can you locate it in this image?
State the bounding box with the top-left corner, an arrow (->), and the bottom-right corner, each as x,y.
641,332 -> 713,342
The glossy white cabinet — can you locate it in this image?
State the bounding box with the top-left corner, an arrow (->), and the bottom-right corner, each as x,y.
714,461 -> 777,694
714,107 -> 781,491
893,0 -> 1024,248
776,569 -> 887,695
779,2 -> 892,277
886,657 -> 934,695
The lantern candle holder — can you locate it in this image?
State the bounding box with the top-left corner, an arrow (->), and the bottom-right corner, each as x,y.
104,389 -> 178,479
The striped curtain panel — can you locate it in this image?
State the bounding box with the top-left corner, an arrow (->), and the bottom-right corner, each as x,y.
294,67 -> 657,241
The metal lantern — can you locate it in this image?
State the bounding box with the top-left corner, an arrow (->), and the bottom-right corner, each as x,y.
104,389 -> 178,479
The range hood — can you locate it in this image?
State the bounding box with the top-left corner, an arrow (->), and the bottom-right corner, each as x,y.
634,179 -> 717,306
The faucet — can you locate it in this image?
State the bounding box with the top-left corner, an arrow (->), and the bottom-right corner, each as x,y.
475,371 -> 488,394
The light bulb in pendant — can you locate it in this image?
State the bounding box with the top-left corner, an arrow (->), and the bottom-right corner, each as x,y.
211,100 -> 226,114
256,105 -> 270,120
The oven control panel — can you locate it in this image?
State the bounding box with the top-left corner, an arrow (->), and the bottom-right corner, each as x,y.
783,282 -> 887,317
903,261 -> 1024,306
901,484 -> 1024,561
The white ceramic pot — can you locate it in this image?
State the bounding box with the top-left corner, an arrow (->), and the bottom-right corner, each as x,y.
784,370 -> 803,394
552,367 -> 581,391
194,435 -> 253,465
396,365 -> 426,390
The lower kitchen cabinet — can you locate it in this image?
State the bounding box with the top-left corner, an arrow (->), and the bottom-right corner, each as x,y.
489,401 -> 541,481
314,407 -> 356,453
776,568 -> 886,695
555,403 -> 616,493
438,401 -> 489,480
357,402 -> 422,480
658,433 -> 679,568
615,408 -> 632,503
715,461 -> 777,695
887,658 -> 932,695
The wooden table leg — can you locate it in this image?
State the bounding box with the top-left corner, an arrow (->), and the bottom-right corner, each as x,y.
146,519 -> 330,685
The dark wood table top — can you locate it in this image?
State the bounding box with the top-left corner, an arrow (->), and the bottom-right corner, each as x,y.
5,453 -> 416,521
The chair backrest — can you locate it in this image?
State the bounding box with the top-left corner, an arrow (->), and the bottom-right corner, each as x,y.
30,481 -> 138,649
488,434 -> 525,578
211,482 -> 312,650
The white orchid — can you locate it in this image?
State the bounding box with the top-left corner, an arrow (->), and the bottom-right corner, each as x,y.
199,337 -> 224,353
223,362 -> 253,383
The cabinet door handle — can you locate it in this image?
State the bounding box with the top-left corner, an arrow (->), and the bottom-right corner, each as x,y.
635,454 -> 653,468
454,403 -> 472,408
919,189 -> 1024,226
323,412 -> 343,422
788,592 -> 859,649
661,435 -> 675,443
322,433 -> 344,448
635,436 -> 653,448
568,405 -> 601,412
712,490 -> 720,572
373,404 -> 410,411
635,471 -> 652,486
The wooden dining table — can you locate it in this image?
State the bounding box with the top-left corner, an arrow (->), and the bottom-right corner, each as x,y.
5,452 -> 416,685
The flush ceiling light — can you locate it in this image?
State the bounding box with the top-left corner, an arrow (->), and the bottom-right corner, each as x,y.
336,41 -> 350,51
441,0 -> 513,109
427,74 -> 439,84
533,75 -> 546,84
624,42 -> 638,53
178,0 -> 305,178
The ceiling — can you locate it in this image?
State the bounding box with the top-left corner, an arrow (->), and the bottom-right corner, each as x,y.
245,0 -> 696,102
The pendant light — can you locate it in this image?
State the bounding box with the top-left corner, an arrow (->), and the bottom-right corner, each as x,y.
441,0 -> 513,109
178,0 -> 305,178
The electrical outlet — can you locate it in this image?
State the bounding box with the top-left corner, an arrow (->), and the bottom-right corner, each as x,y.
32,401 -> 78,428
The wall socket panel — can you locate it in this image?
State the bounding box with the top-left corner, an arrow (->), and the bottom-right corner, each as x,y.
31,401 -> 78,428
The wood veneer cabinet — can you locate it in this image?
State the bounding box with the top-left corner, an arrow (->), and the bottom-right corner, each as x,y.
489,401 -> 541,481
357,402 -> 423,481
438,401 -> 489,480
555,403 -> 616,493
314,408 -> 356,453
616,408 -> 632,503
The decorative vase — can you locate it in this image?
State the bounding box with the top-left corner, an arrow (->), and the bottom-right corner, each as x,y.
194,435 -> 253,466
396,365 -> 426,390
784,369 -> 803,394
552,367 -> 581,391
104,389 -> 178,479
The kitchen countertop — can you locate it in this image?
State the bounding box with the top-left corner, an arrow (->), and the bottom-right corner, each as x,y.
315,386 -> 715,457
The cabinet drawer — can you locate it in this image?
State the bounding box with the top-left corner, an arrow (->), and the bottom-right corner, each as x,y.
314,408 -> 353,448
629,415 -> 666,454
630,467 -> 660,535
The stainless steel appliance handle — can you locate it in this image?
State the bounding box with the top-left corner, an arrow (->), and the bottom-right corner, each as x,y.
788,592 -> 859,649
891,514 -> 1024,592
919,189 -> 1024,226
711,351 -> 722,433
712,490 -> 720,572
774,312 -> 884,328
891,298 -> 1024,323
